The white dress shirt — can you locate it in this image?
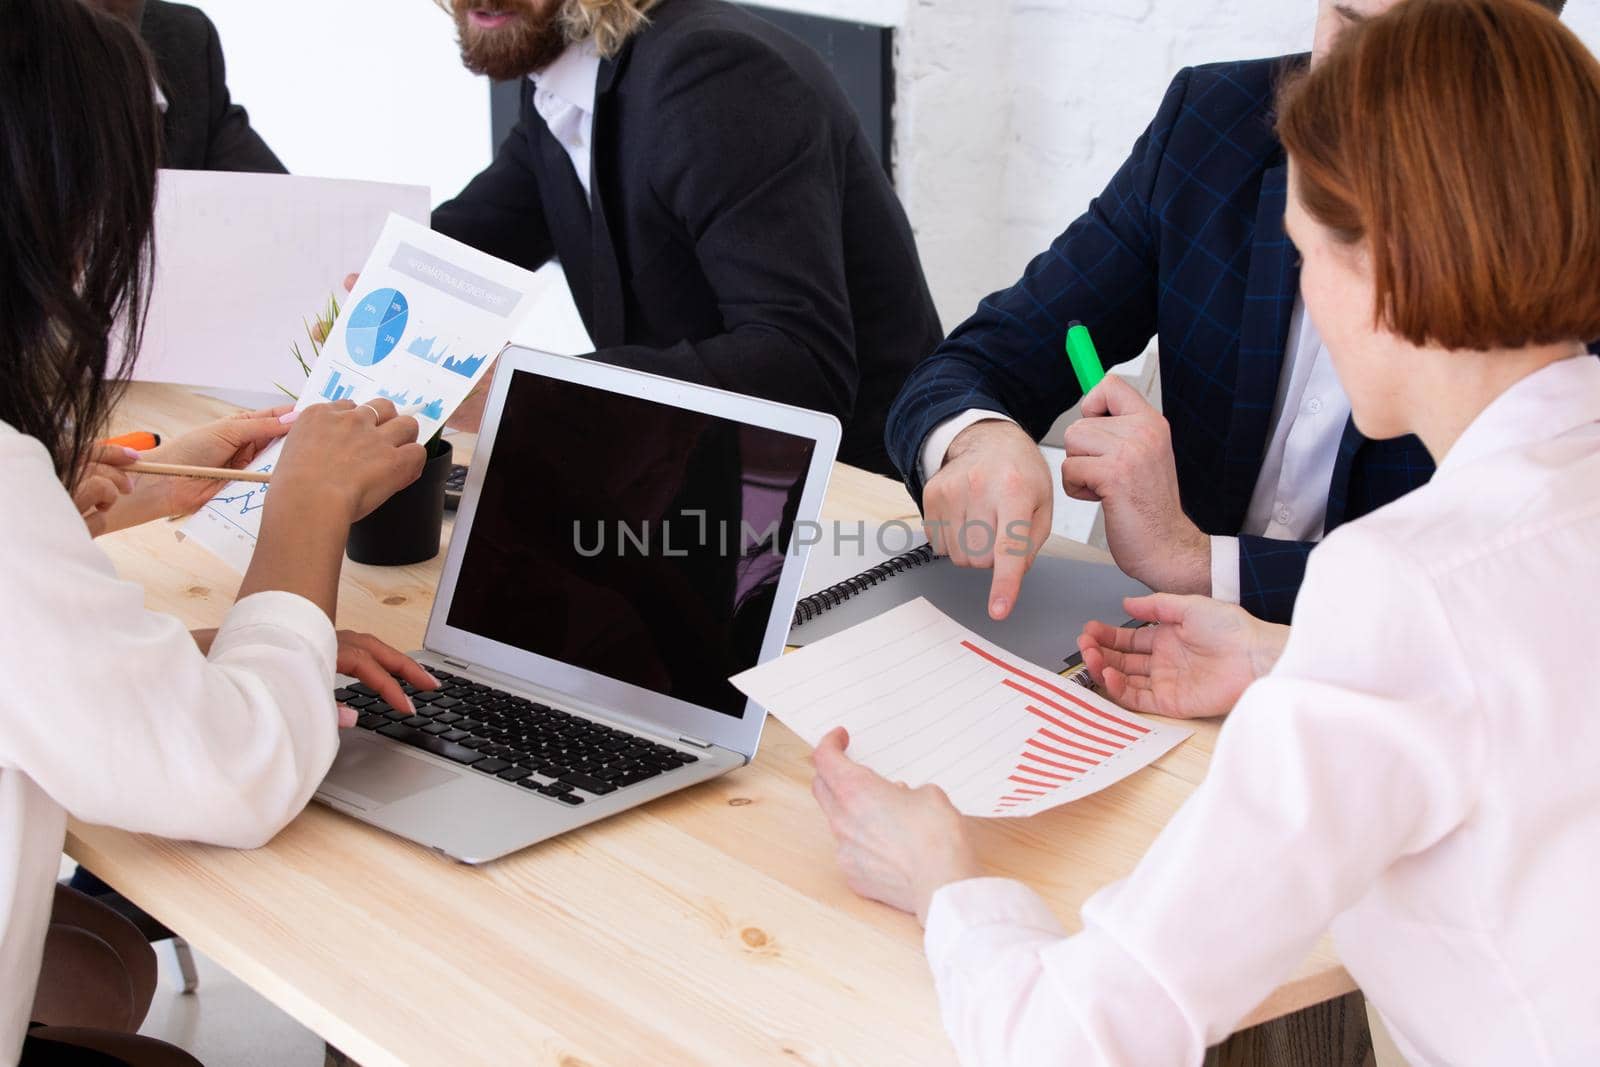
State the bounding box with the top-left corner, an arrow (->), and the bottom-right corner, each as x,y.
918,298 -> 1350,602
923,355 -> 1600,1066
0,423 -> 341,1061
529,42 -> 601,198
1208,300 -> 1349,602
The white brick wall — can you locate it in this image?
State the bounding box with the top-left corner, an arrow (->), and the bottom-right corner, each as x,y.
888,0 -> 1600,328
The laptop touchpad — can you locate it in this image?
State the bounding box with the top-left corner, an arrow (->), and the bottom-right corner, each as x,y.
324,740 -> 459,808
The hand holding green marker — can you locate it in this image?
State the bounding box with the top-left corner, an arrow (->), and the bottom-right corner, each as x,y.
1066,320 -> 1106,394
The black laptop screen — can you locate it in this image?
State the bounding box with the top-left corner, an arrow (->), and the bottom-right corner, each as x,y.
446,369 -> 817,717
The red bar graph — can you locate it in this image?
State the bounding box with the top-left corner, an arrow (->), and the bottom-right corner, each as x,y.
962,640 -> 1150,734
962,640 -> 1152,815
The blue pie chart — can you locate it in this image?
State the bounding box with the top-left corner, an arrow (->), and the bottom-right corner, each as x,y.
345,288 -> 409,366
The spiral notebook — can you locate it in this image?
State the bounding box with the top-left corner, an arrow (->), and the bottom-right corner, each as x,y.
789,524 -> 1148,673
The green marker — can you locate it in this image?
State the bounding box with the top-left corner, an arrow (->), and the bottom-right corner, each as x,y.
1066,320 -> 1106,394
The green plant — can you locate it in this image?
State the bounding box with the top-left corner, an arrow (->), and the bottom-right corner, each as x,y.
277,292 -> 342,400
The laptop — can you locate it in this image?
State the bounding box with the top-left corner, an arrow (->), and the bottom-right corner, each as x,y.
314,346 -> 841,863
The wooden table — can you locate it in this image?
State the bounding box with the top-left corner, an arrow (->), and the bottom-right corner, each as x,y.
67,382 -> 1353,1067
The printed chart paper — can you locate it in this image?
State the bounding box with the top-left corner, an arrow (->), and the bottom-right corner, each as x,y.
732,598 -> 1191,818
182,215 -> 542,572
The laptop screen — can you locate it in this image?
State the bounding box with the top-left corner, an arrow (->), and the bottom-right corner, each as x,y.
445,369 -> 818,718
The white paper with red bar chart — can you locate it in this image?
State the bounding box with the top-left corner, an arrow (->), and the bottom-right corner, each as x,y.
731,597 -> 1191,817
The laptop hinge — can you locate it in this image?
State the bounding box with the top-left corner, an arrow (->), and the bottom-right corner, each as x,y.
439,657 -> 473,671
676,735 -> 715,750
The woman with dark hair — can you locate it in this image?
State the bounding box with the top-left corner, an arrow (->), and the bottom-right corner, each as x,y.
803,0 -> 1600,1062
0,2 -> 435,1063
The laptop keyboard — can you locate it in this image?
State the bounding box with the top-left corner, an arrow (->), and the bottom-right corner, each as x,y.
337,668 -> 700,806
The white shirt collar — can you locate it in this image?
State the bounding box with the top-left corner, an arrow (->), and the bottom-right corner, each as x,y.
527,40 -> 601,121
1439,354 -> 1600,473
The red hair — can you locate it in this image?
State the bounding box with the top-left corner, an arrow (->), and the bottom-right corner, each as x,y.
1278,0 -> 1600,350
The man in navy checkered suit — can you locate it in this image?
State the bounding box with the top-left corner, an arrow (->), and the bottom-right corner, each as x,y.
887,0 -> 1572,624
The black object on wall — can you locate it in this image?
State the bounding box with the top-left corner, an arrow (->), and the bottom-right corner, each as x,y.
488,5 -> 894,175
489,78 -> 523,158
741,4 -> 893,169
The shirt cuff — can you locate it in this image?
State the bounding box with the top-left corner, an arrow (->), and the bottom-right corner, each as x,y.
1209,536 -> 1241,605
925,877 -> 1069,969
919,410 -> 1019,484
209,590 -> 339,681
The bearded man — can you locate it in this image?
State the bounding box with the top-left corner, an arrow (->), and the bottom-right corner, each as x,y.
430,0 -> 941,475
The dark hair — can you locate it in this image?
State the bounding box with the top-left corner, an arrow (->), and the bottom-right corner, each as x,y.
0,0 -> 162,482
1280,0 -> 1600,351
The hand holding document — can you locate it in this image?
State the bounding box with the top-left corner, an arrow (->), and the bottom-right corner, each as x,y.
731,598 -> 1191,818
180,214 -> 544,572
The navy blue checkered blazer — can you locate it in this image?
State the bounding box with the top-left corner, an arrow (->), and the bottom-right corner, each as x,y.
886,55 -> 1437,623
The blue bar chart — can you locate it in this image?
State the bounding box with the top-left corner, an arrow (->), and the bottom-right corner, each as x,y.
320,369 -> 356,401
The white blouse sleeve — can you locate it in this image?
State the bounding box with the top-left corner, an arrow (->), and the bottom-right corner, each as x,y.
0,430 -> 340,849
921,522 -> 1485,1066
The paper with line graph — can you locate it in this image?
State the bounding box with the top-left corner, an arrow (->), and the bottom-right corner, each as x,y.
732,598 -> 1191,818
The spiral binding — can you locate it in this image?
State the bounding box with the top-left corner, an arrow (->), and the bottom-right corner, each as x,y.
791,543 -> 938,626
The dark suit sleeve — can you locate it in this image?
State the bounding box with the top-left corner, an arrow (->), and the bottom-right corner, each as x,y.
1237,536 -> 1311,623
197,13 -> 285,173
884,69 -> 1198,501
587,29 -> 858,425
431,104 -> 557,273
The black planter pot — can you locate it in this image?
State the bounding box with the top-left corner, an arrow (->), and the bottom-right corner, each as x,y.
346,437 -> 452,566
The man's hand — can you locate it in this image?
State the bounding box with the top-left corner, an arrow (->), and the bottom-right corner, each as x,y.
1060,376 -> 1210,594
1077,593 -> 1290,719
921,420 -> 1052,621
811,728 -> 982,926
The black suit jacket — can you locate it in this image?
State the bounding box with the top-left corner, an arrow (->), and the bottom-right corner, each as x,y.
140,0 -> 285,173
432,0 -> 941,474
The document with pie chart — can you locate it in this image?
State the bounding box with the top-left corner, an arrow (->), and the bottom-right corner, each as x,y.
731,598 -> 1193,818
181,214 -> 542,572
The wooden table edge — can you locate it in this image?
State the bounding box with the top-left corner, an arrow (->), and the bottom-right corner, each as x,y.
65,827 -> 408,1067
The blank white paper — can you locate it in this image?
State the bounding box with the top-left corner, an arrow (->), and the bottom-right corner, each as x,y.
131,170 -> 432,395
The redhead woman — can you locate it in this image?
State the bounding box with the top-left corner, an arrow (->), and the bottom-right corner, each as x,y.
809,1 -> 1600,1063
